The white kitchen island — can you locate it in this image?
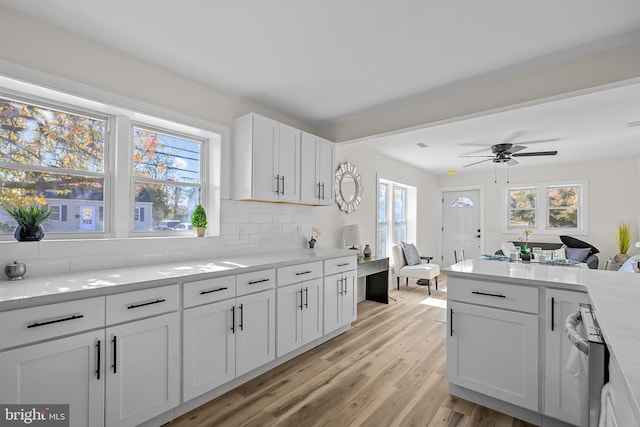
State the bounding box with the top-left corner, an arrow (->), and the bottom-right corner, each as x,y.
445,259 -> 640,427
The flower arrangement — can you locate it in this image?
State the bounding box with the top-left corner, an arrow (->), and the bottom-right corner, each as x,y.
520,229 -> 533,254
309,227 -> 321,248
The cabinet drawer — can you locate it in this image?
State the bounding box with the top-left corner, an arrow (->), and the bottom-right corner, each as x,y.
183,275 -> 236,308
0,297 -> 105,350
106,285 -> 179,325
277,261 -> 323,286
236,269 -> 276,296
448,278 -> 538,314
324,255 -> 357,276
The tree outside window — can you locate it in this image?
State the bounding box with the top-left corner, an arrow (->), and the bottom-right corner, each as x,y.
548,186 -> 579,228
509,188 -> 536,228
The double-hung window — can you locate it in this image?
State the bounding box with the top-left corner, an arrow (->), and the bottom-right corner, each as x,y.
0,95 -> 108,235
377,177 -> 416,259
132,125 -> 203,232
504,180 -> 587,234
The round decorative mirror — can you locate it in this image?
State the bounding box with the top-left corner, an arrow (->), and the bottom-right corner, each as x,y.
335,162 -> 363,213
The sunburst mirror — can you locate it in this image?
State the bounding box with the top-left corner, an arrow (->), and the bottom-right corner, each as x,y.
335,162 -> 363,213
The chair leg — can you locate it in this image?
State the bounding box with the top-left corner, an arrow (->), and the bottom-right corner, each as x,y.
427,279 -> 431,295
435,276 -> 438,290
405,277 -> 408,287
397,277 -> 400,291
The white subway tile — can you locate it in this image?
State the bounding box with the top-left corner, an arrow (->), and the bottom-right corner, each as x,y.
249,214 -> 272,224
221,212 -> 249,224
70,253 -> 126,273
261,223 -> 282,233
273,214 -> 293,224
0,241 -> 39,262
39,240 -> 101,258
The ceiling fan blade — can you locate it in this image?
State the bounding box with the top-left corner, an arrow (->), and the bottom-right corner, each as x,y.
505,145 -> 526,154
512,138 -> 560,145
460,155 -> 494,158
507,158 -> 519,166
463,158 -> 494,168
512,150 -> 558,157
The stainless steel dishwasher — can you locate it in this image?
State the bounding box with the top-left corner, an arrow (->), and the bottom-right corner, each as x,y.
566,303 -> 608,427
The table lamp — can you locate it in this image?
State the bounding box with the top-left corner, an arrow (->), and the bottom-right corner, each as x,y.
343,224 -> 361,251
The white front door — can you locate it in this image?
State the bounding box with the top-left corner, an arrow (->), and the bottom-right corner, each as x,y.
442,189 -> 482,268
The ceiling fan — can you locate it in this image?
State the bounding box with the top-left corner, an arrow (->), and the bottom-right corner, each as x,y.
462,143 -> 558,168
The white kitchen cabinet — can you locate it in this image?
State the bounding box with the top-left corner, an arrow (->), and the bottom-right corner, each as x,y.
276,278 -> 323,356
300,132 -> 334,205
544,288 -> 589,425
183,299 -> 236,402
233,112 -> 301,202
447,300 -> 539,411
323,270 -> 357,335
235,289 -> 276,376
0,330 -> 105,427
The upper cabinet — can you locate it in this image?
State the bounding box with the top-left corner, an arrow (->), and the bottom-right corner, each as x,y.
300,132 -> 335,205
233,113 -> 334,205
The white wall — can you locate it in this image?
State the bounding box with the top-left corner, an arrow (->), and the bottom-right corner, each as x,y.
438,156 -> 640,264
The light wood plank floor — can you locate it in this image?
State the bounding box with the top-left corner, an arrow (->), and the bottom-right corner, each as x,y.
165,276 -> 535,427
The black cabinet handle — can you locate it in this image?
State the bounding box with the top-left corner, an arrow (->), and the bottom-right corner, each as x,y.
27,314 -> 84,328
127,298 -> 166,309
321,183 -> 325,200
96,339 -> 101,380
337,262 -> 350,267
450,309 -> 454,337
305,287 -> 309,308
551,297 -> 555,331
343,277 -> 348,295
295,270 -> 312,276
275,174 -> 280,194
239,304 -> 244,331
248,278 -> 270,285
338,278 -> 344,295
317,182 -> 321,199
231,306 -> 235,333
281,176 -> 285,195
112,335 -> 117,374
471,291 -> 505,298
299,289 -> 304,311
200,286 -> 228,295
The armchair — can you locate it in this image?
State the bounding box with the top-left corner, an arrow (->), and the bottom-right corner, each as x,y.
391,244 -> 440,295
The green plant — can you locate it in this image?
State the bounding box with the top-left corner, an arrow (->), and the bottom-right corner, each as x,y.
617,221 -> 632,254
191,204 -> 207,228
5,204 -> 52,227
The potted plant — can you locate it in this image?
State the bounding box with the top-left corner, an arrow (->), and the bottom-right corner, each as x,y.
5,204 -> 52,242
309,227 -> 321,248
614,221 -> 632,263
191,204 -> 207,237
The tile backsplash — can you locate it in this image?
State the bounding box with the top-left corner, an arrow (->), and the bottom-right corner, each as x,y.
0,200 -> 318,278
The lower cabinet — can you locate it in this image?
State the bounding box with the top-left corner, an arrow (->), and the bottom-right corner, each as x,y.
544,288 -> 589,425
276,278 -> 323,356
0,330 -> 105,427
447,300 -> 539,411
105,312 -> 180,427
182,289 -> 276,401
323,270 -> 357,334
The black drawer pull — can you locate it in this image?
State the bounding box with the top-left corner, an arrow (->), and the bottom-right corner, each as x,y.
200,287 -> 228,295
127,298 -> 166,309
248,278 -> 270,285
27,314 -> 84,328
112,335 -> 117,373
337,263 -> 350,267
96,339 -> 101,380
296,270 -> 312,276
471,291 -> 506,298
450,309 -> 454,336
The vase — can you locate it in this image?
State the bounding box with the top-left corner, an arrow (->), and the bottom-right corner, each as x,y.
196,227 -> 206,237
363,244 -> 372,258
14,225 -> 45,242
309,239 -> 316,248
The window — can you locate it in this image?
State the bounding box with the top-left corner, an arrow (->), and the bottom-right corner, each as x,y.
0,95 -> 107,235
49,205 -> 62,221
450,196 -> 474,208
377,177 -> 416,260
132,125 -> 202,232
503,181 -> 587,234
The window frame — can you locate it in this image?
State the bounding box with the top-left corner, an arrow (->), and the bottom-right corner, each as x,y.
377,175 -> 417,261
502,179 -> 588,235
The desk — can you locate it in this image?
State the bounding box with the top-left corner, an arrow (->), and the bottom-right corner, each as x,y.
357,256 -> 390,304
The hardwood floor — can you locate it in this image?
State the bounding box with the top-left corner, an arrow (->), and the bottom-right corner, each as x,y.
165,276 -> 535,427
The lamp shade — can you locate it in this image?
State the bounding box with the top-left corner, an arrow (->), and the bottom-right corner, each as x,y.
343,224 -> 361,249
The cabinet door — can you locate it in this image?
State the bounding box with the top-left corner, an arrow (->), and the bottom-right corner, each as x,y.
106,312 -> 179,427
236,290 -> 276,377
183,299 -> 236,402
276,284 -> 303,357
544,289 -> 589,425
0,330 -> 105,427
341,271 -> 357,325
447,301 -> 539,411
316,137 -> 334,205
300,133 -> 320,204
277,123 -> 301,202
301,278 -> 324,345
252,114 -> 279,200
323,273 -> 343,334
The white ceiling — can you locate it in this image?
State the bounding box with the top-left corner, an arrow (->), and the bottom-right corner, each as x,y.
2,0 -> 640,174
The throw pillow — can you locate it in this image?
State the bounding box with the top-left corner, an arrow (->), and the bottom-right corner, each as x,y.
400,242 -> 422,266
559,235 -> 599,255
565,247 -> 591,263
554,246 -> 566,259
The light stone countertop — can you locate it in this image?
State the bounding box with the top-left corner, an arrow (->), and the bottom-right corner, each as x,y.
445,259 -> 640,422
0,248 -> 354,311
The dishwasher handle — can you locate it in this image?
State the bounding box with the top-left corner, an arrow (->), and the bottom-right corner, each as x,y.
565,310 -> 589,355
